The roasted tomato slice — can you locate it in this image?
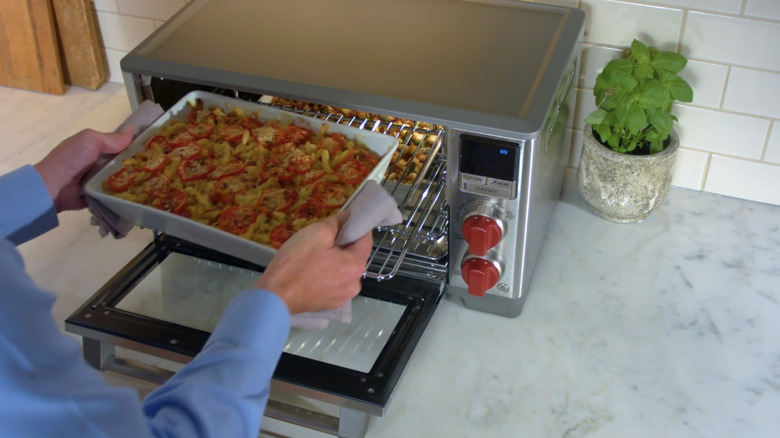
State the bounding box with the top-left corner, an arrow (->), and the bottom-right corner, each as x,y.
312,182 -> 348,209
146,135 -> 171,153
293,198 -> 325,220
241,117 -> 264,130
334,158 -> 368,185
140,152 -> 169,174
218,124 -> 245,145
169,130 -> 195,148
177,157 -> 214,182
170,143 -> 202,160
213,175 -> 250,205
269,223 -> 296,249
153,190 -> 189,215
274,125 -> 312,147
187,119 -> 215,140
211,160 -> 246,180
106,168 -> 137,192
141,174 -> 171,198
258,187 -> 297,214
217,205 -> 257,235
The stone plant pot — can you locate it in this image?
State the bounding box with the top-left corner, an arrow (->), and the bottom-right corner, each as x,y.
577,125 -> 679,223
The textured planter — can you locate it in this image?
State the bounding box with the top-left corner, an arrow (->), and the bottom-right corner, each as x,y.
577,125 -> 679,223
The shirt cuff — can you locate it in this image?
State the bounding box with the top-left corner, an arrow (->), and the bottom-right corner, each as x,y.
205,289 -> 291,368
0,165 -> 58,245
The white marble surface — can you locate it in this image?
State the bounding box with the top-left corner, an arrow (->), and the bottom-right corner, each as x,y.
2,84 -> 779,438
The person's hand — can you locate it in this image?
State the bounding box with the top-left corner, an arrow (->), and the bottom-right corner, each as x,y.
255,211 -> 373,314
33,126 -> 135,212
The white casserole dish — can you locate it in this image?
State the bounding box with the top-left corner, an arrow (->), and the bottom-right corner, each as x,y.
84,90 -> 397,267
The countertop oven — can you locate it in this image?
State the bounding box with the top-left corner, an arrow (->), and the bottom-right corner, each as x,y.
65,1 -> 584,436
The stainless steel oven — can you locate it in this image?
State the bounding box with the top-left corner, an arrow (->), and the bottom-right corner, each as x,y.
65,0 -> 583,436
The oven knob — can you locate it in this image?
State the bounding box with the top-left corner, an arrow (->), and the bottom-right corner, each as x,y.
461,257 -> 500,297
462,215 -> 502,256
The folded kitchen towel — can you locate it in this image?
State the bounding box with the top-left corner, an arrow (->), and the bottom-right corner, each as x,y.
83,100 -> 165,238
336,180 -> 404,246
290,180 -> 403,330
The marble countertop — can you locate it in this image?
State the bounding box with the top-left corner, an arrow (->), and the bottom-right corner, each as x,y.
2,84 -> 779,438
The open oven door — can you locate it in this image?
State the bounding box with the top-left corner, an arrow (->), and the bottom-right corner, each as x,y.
65,233 -> 444,438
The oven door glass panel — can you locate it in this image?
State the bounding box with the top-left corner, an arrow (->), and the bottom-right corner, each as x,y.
67,234 -> 442,411
115,251 -> 406,373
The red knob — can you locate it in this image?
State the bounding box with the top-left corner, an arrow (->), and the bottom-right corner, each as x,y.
461,258 -> 499,297
461,215 -> 502,256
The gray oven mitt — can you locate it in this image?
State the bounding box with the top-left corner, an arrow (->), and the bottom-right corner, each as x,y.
83,100 -> 165,238
290,180 -> 403,330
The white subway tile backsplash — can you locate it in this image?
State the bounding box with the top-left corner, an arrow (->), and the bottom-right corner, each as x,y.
765,123 -> 780,165
96,12 -> 156,52
569,130 -> 584,168
581,0 -> 684,49
520,0 -> 579,7
704,156 -> 780,205
744,0 -> 780,21
683,12 -> 780,71
674,106 -> 769,159
672,147 -> 708,190
680,60 -> 727,109
104,49 -> 128,85
723,68 -> 780,120
92,0 -> 118,13
573,88 -> 595,133
637,0 -> 741,14
579,44 -> 624,88
116,0 -> 187,21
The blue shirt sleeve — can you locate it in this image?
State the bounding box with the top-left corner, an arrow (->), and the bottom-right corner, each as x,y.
0,166 -> 291,438
0,165 -> 59,244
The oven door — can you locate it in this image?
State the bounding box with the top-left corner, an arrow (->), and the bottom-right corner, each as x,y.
65,233 -> 443,437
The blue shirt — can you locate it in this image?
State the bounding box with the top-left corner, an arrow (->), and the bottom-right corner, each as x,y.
0,165 -> 291,437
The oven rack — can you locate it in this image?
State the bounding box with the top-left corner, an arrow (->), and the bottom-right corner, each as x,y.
260,98 -> 450,282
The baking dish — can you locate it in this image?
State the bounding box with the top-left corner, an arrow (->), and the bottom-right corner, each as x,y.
84,90 -> 397,266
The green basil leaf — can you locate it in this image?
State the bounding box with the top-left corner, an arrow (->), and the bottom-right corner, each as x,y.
668,77 -> 694,102
650,110 -> 673,135
585,109 -> 607,124
609,70 -> 638,91
653,51 -> 687,74
630,39 -> 650,63
640,80 -> 667,108
627,106 -> 648,134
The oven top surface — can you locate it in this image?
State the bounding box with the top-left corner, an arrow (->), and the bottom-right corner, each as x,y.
124,0 -> 583,137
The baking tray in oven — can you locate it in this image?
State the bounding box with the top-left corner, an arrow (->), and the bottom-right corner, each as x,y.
84,90 -> 397,267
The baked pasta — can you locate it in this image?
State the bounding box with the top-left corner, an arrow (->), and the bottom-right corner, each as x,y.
103,100 -> 380,249
269,97 -> 438,184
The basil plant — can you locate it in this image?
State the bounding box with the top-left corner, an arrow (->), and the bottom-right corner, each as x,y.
585,39 -> 693,155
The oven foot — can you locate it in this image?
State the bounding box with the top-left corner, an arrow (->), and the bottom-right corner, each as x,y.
82,337 -> 115,370
338,407 -> 371,438
264,400 -> 372,438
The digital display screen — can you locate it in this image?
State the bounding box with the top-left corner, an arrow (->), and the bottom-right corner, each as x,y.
459,134 -> 519,181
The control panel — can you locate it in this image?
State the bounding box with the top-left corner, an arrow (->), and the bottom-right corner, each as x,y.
451,134 -> 522,298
